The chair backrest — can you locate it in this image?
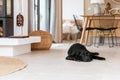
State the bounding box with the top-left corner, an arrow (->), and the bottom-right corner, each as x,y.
92,15 -> 116,29
92,15 -> 100,28
113,15 -> 119,28
99,15 -> 115,29
73,15 -> 82,31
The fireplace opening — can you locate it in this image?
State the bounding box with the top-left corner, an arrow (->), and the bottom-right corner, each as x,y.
0,20 -> 3,37
0,18 -> 13,37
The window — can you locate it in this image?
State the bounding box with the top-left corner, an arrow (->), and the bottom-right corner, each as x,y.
34,0 -> 51,31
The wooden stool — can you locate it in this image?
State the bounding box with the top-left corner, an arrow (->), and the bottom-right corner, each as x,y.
29,30 -> 52,50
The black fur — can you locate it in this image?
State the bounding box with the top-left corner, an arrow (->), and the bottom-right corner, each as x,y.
66,43 -> 105,62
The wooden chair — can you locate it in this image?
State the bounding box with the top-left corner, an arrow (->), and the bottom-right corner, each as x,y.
93,15 -> 118,47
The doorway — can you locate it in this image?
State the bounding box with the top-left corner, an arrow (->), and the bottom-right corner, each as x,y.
62,0 -> 84,43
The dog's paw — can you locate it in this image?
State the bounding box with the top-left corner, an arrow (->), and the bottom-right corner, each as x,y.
93,52 -> 99,55
66,56 -> 76,60
101,57 -> 106,60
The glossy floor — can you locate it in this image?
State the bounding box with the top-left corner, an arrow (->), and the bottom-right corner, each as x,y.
0,43 -> 120,80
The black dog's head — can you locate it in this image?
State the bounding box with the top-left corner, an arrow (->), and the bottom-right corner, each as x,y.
75,50 -> 93,62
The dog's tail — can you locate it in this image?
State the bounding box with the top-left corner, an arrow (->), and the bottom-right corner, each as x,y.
92,55 -> 105,60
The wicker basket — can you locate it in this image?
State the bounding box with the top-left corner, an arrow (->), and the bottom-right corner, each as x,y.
29,30 -> 52,50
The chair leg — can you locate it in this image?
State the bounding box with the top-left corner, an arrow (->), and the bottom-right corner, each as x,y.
101,32 -> 105,45
114,30 -> 118,46
111,33 -> 114,47
108,34 -> 111,47
98,31 -> 104,47
94,30 -> 100,48
108,30 -> 117,47
90,31 -> 94,46
94,30 -> 98,47
108,32 -> 114,48
94,31 -> 97,47
86,31 -> 93,46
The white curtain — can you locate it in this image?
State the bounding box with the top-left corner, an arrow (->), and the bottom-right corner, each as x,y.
50,0 -> 62,43
28,0 -> 35,32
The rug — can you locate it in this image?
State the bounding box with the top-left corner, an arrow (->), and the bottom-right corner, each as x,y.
0,56 -> 27,76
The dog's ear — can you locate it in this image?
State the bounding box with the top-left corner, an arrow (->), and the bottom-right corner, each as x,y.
68,51 -> 77,57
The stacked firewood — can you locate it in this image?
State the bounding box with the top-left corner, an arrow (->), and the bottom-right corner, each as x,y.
0,27 -> 3,37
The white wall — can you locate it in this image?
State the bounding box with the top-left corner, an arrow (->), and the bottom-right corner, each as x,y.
14,0 -> 28,36
62,0 -> 84,20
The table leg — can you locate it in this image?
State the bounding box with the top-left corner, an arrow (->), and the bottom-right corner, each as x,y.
80,17 -> 88,44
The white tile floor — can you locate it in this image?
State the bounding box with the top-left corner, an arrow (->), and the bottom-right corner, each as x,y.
0,43 -> 120,80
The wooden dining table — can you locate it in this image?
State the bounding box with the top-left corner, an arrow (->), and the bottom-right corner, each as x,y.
80,15 -> 120,45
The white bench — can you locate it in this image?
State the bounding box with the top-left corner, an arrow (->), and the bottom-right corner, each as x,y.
0,36 -> 41,56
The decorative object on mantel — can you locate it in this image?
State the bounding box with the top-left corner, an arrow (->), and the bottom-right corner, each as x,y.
0,56 -> 27,76
16,0 -> 24,36
104,2 -> 112,15
16,13 -> 24,27
112,0 -> 120,4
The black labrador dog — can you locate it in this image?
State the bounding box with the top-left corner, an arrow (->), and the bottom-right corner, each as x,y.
66,43 -> 105,62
